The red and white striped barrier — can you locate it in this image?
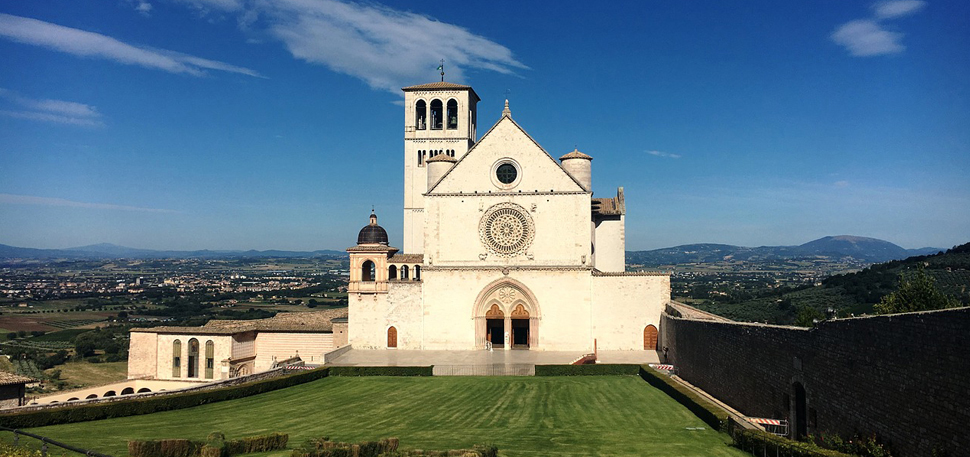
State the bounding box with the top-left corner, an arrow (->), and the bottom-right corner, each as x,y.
650,364 -> 675,371
751,418 -> 785,426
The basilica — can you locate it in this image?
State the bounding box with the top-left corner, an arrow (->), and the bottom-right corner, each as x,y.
124,81 -> 668,385
347,81 -> 669,352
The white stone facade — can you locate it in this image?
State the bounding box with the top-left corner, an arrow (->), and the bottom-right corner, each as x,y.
347,81 -> 670,352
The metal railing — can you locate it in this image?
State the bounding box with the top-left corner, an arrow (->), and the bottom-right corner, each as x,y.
1,426 -> 113,457
432,364 -> 534,376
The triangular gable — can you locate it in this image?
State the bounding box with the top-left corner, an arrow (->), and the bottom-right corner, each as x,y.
428,115 -> 587,194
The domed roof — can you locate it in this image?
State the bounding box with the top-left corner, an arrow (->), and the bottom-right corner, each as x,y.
357,211 -> 389,245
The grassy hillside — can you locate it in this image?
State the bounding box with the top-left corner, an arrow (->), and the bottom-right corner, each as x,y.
16,376 -> 745,457
695,242 -> 970,324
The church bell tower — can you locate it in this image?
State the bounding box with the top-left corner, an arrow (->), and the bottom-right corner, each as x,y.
401,81 -> 480,254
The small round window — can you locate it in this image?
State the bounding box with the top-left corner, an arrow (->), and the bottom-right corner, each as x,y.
496,163 -> 517,184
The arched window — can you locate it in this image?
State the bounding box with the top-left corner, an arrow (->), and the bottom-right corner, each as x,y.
172,339 -> 181,378
205,340 -> 215,379
362,260 -> 376,282
104,390 -> 116,397
85,394 -> 97,399
121,387 -> 135,395
415,100 -> 426,130
430,99 -> 443,130
388,265 -> 397,280
188,338 -> 199,378
414,265 -> 421,281
137,388 -> 152,393
401,265 -> 409,280
387,326 -> 398,348
446,99 -> 458,129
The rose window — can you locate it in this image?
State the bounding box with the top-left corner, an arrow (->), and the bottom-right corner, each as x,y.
480,203 -> 535,256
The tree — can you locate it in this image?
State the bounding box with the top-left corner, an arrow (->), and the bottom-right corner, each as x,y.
874,267 -> 959,314
794,306 -> 824,327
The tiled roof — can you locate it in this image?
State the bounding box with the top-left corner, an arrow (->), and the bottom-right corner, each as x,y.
592,198 -> 622,216
560,148 -> 592,160
388,253 -> 424,263
425,154 -> 457,163
0,371 -> 33,386
402,81 -> 472,91
132,309 -> 349,335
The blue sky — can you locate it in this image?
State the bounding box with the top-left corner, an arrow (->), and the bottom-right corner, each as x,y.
1,0 -> 967,251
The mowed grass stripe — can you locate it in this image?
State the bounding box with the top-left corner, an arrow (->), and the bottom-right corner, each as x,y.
25,376 -> 746,457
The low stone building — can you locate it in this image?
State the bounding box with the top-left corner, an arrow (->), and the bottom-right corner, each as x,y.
0,371 -> 33,409
128,309 -> 348,381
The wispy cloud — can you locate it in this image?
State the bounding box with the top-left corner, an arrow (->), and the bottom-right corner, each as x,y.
873,0 -> 926,19
126,0 -> 154,16
0,193 -> 177,213
168,0 -> 526,92
645,150 -> 681,159
0,88 -> 104,126
0,13 -> 261,77
834,180 -> 850,188
831,1 -> 926,57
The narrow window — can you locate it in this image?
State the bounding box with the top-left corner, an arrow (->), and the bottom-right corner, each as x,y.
188,338 -> 199,378
205,340 -> 214,379
414,265 -> 421,281
415,100 -> 426,130
430,99 -> 443,130
389,265 -> 397,280
401,265 -> 409,280
172,339 -> 181,378
446,99 -> 458,129
418,150 -> 423,166
362,260 -> 376,281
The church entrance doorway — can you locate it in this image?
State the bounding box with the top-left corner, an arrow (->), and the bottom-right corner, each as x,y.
511,304 -> 530,349
485,304 -> 505,349
474,280 -> 540,350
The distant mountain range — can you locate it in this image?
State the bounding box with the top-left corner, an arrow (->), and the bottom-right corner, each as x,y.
0,236 -> 945,263
0,242 -> 346,260
628,236 -> 944,266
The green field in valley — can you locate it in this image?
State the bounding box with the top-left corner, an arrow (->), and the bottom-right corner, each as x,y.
13,376 -> 747,457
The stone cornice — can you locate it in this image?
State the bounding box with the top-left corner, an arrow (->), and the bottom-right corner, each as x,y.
425,265 -> 593,272
426,191 -> 589,197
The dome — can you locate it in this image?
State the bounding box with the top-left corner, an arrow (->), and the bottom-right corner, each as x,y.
357,211 -> 389,245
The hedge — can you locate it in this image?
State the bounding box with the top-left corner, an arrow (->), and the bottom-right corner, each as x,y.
729,422 -> 856,457
128,432 -> 288,457
291,437 -> 400,457
0,368 -> 330,429
291,437 -> 497,457
534,364 -> 641,376
637,365 -> 728,432
328,366 -> 432,377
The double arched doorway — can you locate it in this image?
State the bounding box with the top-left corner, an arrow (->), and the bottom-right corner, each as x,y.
474,279 -> 540,350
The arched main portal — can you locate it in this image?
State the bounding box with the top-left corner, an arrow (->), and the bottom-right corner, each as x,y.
473,279 -> 540,350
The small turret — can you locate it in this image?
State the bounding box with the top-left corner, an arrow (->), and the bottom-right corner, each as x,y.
559,148 -> 592,191
426,153 -> 457,191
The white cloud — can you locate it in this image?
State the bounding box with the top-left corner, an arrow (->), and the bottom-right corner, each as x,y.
0,88 -> 104,126
0,194 -> 177,213
831,2 -> 926,57
645,150 -> 681,159
831,20 -> 904,56
873,0 -> 926,19
0,13 -> 261,77
129,0 -> 154,16
169,0 -> 527,92
834,180 -> 850,188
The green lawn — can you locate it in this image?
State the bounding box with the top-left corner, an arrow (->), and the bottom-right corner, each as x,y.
20,376 -> 746,457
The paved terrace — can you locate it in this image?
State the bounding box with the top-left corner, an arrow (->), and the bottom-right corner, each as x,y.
326,349 -> 659,375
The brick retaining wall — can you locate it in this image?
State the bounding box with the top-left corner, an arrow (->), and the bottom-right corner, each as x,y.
661,305 -> 970,457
